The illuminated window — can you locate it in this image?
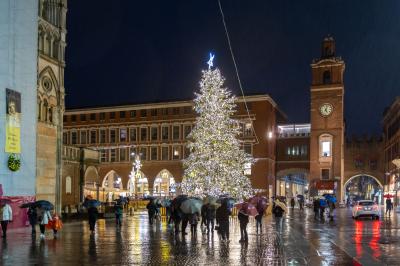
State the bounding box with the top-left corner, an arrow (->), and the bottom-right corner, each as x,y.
319,134 -> 332,158
244,123 -> 252,136
173,146 -> 180,160
120,128 -> 127,142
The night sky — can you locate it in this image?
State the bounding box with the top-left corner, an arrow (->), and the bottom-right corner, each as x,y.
65,0 -> 400,135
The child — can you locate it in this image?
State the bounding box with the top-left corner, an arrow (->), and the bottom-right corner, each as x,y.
190,212 -> 199,236
48,213 -> 63,238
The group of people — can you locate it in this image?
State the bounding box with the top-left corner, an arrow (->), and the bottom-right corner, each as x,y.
312,197 -> 335,221
0,201 -> 62,240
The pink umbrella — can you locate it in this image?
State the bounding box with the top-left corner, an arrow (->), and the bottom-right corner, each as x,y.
235,202 -> 259,216
384,194 -> 394,198
249,196 -> 268,210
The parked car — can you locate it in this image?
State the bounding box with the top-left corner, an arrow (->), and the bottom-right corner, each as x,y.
352,200 -> 380,220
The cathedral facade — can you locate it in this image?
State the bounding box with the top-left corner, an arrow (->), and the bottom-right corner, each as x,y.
36,0 -> 67,212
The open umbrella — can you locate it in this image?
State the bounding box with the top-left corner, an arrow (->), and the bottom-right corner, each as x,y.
161,199 -> 171,207
297,195 -> 304,200
35,200 -> 54,210
180,198 -> 203,214
83,199 -> 101,208
235,202 -> 258,216
384,194 -> 394,198
274,200 -> 288,213
217,197 -> 236,207
172,195 -> 188,208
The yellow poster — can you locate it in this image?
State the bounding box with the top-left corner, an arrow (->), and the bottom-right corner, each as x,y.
5,88 -> 21,154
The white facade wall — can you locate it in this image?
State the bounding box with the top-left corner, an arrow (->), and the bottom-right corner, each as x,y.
0,0 -> 38,196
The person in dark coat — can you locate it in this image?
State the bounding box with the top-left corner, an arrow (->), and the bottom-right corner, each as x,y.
115,204 -> 123,229
147,200 -> 157,225
181,213 -> 189,236
313,198 -> 320,219
27,206 -> 37,235
206,204 -> 217,233
290,198 -> 295,210
189,212 -> 199,236
238,207 -> 249,243
319,198 -> 327,219
171,206 -> 182,234
216,202 -> 231,241
273,199 -> 286,233
386,198 -> 393,216
201,204 -> 208,228
88,206 -> 98,234
255,203 -> 264,234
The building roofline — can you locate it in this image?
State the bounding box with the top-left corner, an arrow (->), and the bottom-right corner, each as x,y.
65,94 -> 281,115
382,96 -> 400,123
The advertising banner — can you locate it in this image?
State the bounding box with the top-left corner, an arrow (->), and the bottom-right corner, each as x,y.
5,88 -> 21,153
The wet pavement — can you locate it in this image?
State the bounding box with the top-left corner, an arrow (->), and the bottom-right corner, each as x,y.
0,208 -> 399,265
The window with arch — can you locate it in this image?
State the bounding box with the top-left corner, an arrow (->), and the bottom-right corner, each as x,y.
42,100 -> 48,122
66,176 -> 72,194
323,70 -> 331,84
319,134 -> 333,158
49,106 -> 53,123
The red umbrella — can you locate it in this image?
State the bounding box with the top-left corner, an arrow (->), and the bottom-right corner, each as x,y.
235,202 -> 259,216
384,194 -> 394,198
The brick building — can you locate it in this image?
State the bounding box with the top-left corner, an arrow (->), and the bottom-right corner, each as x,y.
63,95 -> 284,201
383,97 -> 400,204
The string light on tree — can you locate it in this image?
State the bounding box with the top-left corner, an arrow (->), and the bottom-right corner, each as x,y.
181,54 -> 254,200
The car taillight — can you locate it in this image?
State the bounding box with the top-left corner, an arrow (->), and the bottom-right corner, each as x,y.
356,206 -> 362,210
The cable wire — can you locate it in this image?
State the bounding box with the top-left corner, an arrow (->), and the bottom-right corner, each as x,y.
217,0 -> 260,144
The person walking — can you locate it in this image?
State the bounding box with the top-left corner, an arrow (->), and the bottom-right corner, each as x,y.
238,206 -> 249,243
201,204 -> 208,229
115,203 -> 123,230
0,202 -> 12,239
290,198 -> 295,210
327,200 -> 335,221
299,197 -> 304,211
206,204 -> 216,233
146,200 -> 157,225
255,203 -> 264,234
319,198 -> 327,220
48,213 -> 63,238
313,198 -> 320,219
273,199 -> 286,234
189,212 -> 199,236
88,206 -> 99,234
216,201 -> 231,241
27,206 -> 37,235
37,208 -> 52,239
386,198 -> 393,216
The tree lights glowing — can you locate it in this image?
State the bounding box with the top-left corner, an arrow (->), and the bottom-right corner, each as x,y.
181,65 -> 254,200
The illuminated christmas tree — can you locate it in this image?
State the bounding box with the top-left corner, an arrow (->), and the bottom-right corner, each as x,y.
181,56 -> 254,200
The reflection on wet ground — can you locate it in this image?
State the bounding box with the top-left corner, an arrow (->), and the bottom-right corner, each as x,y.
1,208 -> 399,265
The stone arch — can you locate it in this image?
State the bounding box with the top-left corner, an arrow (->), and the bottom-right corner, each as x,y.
127,170 -> 149,196
276,168 -> 310,197
153,169 -> 176,196
344,174 -> 383,189
39,66 -> 59,95
84,166 -> 99,187
344,174 -> 383,204
102,170 -> 123,190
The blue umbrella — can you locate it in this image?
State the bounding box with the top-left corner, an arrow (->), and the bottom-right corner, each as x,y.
83,199 -> 101,208
34,200 -> 54,210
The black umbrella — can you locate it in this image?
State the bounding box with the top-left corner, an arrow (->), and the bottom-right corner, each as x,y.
20,202 -> 35,208
34,200 -> 54,210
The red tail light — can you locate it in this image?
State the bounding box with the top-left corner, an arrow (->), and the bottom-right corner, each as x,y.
356,206 -> 362,210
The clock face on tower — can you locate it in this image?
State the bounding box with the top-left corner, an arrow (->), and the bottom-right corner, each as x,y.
319,103 -> 333,117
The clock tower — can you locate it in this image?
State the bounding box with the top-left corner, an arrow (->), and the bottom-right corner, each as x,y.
309,36 -> 345,200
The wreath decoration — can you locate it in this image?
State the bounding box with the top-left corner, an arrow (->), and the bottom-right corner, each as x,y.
8,154 -> 21,172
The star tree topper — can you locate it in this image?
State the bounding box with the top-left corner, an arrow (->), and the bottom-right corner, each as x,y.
207,52 -> 215,69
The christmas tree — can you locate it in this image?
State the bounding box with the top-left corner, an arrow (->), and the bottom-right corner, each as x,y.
181,58 -> 254,200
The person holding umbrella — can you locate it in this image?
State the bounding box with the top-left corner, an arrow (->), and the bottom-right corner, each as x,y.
238,204 -> 249,243
27,206 -> 37,235
37,207 -> 52,239
273,198 -> 287,234
255,202 -> 265,235
386,197 -> 393,216
216,201 -> 231,242
83,196 -> 101,234
0,200 -> 12,238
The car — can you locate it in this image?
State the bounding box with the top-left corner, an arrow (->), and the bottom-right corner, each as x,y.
352,200 -> 380,220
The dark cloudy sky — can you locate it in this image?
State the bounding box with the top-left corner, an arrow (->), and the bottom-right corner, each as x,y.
65,0 -> 400,135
